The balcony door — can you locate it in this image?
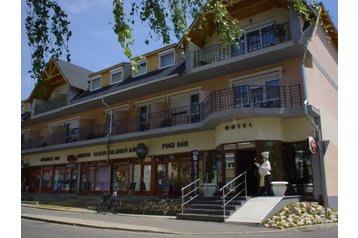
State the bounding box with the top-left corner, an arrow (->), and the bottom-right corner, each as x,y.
138,104 -> 151,131
190,94 -> 200,122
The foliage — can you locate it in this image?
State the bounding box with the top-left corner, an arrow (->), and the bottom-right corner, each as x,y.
25,0 -> 71,82
25,0 -> 335,82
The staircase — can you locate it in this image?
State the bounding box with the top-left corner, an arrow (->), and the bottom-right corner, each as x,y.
176,196 -> 246,222
177,171 -> 249,222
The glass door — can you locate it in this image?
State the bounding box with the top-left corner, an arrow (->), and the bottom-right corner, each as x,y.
156,163 -> 166,194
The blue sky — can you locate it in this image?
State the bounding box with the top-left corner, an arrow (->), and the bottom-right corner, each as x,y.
20,0 -> 338,101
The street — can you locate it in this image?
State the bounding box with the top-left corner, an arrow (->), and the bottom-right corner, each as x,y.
21,206 -> 338,238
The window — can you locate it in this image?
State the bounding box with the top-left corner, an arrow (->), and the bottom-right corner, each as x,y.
231,21 -> 277,55
261,25 -> 276,47
89,76 -> 101,91
247,29 -> 261,52
159,49 -> 175,69
232,70 -> 281,108
110,68 -> 123,85
133,59 -> 147,77
95,165 -> 110,191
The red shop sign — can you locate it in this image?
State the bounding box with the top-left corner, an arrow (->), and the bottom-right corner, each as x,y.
67,154 -> 77,163
308,136 -> 317,154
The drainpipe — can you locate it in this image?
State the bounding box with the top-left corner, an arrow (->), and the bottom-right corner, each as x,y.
300,6 -> 328,215
101,97 -> 113,162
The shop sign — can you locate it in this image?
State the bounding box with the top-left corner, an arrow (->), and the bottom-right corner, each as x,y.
40,156 -> 60,162
67,154 -> 77,163
77,153 -> 91,158
307,136 -> 317,154
162,140 -> 189,150
136,143 -> 148,159
110,146 -> 137,155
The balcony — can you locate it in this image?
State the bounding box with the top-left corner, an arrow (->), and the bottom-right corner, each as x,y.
33,95 -> 67,116
193,22 -> 290,68
22,84 -> 302,151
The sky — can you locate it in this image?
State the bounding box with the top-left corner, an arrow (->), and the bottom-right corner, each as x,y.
20,0 -> 338,101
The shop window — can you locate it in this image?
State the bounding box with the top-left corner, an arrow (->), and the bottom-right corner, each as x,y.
95,166 -> 110,191
41,167 -> 53,190
133,164 -> 141,191
53,167 -> 65,192
168,161 -> 179,193
180,159 -> 192,187
112,164 -> 129,191
143,165 -> 151,191
292,150 -> 313,194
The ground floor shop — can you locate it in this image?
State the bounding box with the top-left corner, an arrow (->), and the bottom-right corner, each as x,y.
21,117 -> 331,203
21,140 -> 315,197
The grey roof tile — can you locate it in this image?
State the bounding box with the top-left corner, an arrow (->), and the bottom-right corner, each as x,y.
55,58 -> 93,91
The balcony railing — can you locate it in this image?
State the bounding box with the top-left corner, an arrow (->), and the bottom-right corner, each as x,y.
33,95 -> 67,115
193,22 -> 290,68
22,84 -> 302,150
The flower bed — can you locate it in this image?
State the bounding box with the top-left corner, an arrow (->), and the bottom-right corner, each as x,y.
262,202 -> 338,229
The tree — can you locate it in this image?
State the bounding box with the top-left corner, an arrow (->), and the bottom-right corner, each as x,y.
25,0 -> 334,82
25,0 -> 71,82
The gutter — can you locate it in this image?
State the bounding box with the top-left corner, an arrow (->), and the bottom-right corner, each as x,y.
101,97 -> 112,162
300,6 -> 329,214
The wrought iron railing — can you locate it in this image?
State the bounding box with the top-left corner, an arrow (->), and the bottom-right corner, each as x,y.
22,84 -> 302,150
193,22 -> 290,68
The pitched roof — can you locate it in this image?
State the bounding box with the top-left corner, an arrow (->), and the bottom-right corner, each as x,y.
71,61 -> 185,104
55,58 -> 92,91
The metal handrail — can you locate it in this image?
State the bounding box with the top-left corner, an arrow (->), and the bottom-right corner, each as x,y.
181,178 -> 201,213
219,171 -> 247,219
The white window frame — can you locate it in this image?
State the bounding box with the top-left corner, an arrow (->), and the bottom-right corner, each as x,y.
110,67 -> 124,85
89,75 -> 102,91
237,19 -> 275,54
132,59 -> 147,77
158,48 -> 175,69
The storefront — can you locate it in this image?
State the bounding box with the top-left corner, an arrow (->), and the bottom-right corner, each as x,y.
21,118 -> 316,198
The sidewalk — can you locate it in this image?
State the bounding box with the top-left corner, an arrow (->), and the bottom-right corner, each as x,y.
21,203 -> 337,235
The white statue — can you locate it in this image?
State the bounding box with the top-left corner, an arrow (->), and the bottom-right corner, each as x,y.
254,151 -> 273,196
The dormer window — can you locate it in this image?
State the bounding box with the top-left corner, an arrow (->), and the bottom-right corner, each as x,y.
133,59 -> 147,77
159,49 -> 175,69
89,76 -> 101,91
110,67 -> 123,85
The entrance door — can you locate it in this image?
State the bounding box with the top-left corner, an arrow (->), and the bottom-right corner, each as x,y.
237,150 -> 258,196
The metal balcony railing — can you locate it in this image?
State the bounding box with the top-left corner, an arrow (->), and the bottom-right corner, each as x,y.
22,84 -> 302,150
193,22 -> 290,68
